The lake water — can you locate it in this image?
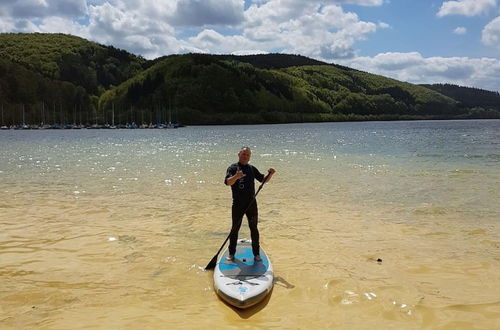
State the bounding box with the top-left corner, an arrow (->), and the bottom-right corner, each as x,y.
1,120 -> 499,329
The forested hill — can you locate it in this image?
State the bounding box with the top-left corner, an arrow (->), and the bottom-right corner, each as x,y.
99,53 -> 465,124
1,33 -> 499,126
152,53 -> 333,70
0,33 -> 146,95
0,57 -> 94,119
422,83 -> 500,111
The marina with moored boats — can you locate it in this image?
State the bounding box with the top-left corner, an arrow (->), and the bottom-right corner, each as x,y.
0,102 -> 184,129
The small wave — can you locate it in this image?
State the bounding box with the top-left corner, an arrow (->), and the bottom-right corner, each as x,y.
481,240 -> 500,248
448,169 -> 476,176
413,207 -> 447,215
464,154 -> 500,160
464,229 -> 486,236
423,231 -> 448,237
415,153 -> 444,158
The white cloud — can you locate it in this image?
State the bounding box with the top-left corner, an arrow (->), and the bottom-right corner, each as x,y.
0,17 -> 40,33
453,26 -> 467,34
437,0 -> 497,18
378,22 -> 390,29
335,0 -> 383,5
188,29 -> 227,48
170,0 -> 245,26
242,1 -> 384,59
0,1 -> 387,59
86,2 -> 196,59
0,0 -> 88,19
38,16 -> 89,38
338,52 -> 500,92
0,17 -> 16,32
482,16 -> 500,46
248,0 -> 384,4
188,29 -> 257,54
184,0 -> 383,59
232,49 -> 268,55
367,52 -> 424,70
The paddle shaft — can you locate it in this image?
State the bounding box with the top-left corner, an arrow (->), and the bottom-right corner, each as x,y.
205,172 -> 270,270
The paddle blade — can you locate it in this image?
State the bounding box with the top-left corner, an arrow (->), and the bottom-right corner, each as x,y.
205,254 -> 218,271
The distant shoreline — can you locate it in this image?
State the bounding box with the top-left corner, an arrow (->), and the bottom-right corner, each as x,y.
0,122 -> 184,130
2,116 -> 500,130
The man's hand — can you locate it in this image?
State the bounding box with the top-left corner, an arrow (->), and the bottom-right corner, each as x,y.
226,167 -> 246,186
235,168 -> 246,179
264,168 -> 276,183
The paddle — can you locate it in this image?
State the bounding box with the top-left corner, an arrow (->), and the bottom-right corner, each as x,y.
205,172 -> 271,271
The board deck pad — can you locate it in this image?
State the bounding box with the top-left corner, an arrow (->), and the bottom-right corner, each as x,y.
219,240 -> 269,278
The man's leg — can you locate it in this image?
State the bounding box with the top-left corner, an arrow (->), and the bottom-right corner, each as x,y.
246,203 -> 260,256
229,204 -> 244,256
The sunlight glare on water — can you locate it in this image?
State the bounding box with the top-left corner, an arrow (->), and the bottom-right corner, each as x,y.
1,120 -> 499,329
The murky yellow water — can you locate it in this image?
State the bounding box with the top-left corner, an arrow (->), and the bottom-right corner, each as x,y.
1,122 -> 499,329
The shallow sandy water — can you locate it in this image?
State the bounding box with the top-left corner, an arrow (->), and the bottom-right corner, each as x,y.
1,122 -> 499,329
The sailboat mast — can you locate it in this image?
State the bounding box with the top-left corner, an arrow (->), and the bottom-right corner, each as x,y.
41,101 -> 45,125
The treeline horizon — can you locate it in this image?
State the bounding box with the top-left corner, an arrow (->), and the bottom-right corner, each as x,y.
1,33 -> 499,126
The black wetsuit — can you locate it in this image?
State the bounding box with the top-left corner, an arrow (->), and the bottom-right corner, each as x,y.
224,162 -> 265,256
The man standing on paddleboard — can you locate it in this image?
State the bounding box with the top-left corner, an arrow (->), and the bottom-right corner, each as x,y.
224,147 -> 275,262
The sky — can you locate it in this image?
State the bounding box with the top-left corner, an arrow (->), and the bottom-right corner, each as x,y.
1,0 -> 500,92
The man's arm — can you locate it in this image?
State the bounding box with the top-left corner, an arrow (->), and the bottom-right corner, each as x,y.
225,166 -> 245,186
253,166 -> 276,183
264,168 -> 276,183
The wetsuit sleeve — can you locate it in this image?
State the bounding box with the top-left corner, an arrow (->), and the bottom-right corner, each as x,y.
252,166 -> 265,182
224,165 -> 236,185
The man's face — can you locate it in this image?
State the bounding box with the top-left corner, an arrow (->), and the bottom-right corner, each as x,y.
238,148 -> 251,165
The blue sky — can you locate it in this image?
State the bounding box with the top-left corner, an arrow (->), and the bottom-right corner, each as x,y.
1,0 -> 500,91
347,1 -> 498,58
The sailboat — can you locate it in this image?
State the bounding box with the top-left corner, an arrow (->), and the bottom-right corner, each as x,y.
1,104 -> 8,129
40,102 -> 50,129
21,104 -> 29,129
167,98 -> 179,128
110,103 -> 116,129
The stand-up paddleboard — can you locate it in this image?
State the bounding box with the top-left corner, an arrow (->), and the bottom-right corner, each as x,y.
214,239 -> 273,308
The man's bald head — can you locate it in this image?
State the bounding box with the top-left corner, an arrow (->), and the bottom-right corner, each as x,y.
238,147 -> 252,165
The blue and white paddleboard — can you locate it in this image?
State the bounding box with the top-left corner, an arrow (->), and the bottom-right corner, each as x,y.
214,239 -> 273,308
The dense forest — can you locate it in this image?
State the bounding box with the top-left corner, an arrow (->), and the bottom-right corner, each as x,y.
422,83 -> 500,118
99,53 -> 466,124
0,58 -> 94,126
0,33 -> 146,94
1,33 -> 499,126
